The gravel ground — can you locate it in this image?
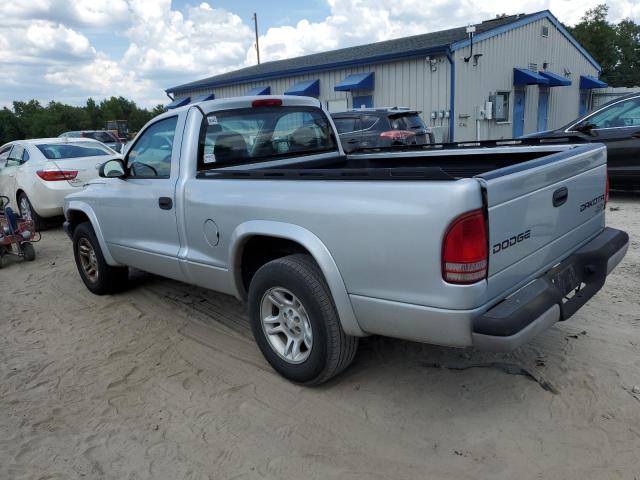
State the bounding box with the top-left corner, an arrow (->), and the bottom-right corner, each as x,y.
1,195 -> 639,480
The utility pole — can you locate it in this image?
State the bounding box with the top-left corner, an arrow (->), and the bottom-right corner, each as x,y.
252,13 -> 260,64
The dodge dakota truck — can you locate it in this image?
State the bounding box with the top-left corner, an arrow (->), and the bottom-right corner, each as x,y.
63,96 -> 629,385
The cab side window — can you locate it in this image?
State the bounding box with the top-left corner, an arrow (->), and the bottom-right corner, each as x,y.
0,146 -> 12,168
127,116 -> 178,178
588,98 -> 640,129
6,145 -> 26,167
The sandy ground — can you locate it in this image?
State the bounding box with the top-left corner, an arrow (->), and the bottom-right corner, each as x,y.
1,195 -> 639,480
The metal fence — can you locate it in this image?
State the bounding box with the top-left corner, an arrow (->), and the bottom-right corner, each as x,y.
591,87 -> 640,109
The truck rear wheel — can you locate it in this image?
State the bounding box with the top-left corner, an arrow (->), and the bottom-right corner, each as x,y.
248,254 -> 358,385
72,222 -> 128,295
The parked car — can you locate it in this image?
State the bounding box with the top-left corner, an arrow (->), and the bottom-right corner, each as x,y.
331,108 -> 434,152
59,130 -> 125,153
524,92 -> 640,187
0,138 -> 119,229
63,95 -> 627,385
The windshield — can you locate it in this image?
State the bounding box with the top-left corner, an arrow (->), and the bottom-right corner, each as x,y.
37,142 -> 113,159
198,106 -> 337,169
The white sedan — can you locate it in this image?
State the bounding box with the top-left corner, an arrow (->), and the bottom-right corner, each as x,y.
0,138 -> 120,229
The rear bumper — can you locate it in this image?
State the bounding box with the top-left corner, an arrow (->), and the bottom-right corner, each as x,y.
472,227 -> 629,351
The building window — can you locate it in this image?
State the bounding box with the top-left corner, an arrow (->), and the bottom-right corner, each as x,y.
528,63 -> 538,72
542,26 -> 549,37
494,91 -> 510,122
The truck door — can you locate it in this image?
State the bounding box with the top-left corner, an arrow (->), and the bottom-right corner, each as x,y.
95,114 -> 185,281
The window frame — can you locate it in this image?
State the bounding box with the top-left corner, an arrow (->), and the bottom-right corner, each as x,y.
196,106 -> 339,171
567,95 -> 640,132
495,91 -> 511,124
124,115 -> 179,179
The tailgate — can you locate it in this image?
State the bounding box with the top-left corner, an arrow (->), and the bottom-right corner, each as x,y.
50,155 -> 113,187
477,144 -> 608,300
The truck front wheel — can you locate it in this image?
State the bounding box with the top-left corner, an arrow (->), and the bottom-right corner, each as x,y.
72,222 -> 128,295
248,254 -> 358,385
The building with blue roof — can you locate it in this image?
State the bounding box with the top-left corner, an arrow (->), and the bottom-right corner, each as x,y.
166,10 -> 606,141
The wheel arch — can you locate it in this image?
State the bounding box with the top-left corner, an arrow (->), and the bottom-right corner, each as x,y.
229,220 -> 364,337
65,200 -> 120,266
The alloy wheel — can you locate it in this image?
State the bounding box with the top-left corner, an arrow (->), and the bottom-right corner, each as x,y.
260,287 -> 313,364
78,237 -> 99,283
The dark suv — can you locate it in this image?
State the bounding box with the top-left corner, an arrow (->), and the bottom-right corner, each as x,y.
524,93 -> 640,187
331,108 -> 433,153
59,130 -> 124,153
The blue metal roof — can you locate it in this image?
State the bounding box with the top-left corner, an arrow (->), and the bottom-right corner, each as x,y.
167,12 -> 571,94
539,71 -> 571,87
451,11 -> 600,72
191,93 -> 215,103
284,79 -> 320,97
165,96 -> 190,109
580,75 -> 608,89
334,72 -> 375,91
245,86 -> 271,95
513,68 -> 549,86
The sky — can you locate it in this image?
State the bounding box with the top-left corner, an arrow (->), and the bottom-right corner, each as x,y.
1,0 -> 639,109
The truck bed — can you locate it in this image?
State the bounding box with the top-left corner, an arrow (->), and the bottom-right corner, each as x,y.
199,139 -> 590,181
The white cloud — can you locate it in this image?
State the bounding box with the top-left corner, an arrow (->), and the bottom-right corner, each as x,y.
250,0 -> 640,64
0,0 -> 129,28
122,0 -> 253,82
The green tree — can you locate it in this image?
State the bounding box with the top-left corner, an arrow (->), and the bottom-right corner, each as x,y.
0,97 -> 164,144
0,108 -> 22,145
569,4 -> 640,87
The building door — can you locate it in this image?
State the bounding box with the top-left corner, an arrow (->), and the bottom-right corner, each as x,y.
512,89 -> 526,137
537,87 -> 549,132
579,90 -> 589,116
352,95 -> 373,109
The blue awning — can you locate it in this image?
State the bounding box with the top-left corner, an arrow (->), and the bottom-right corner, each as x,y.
190,93 -> 215,103
539,71 -> 571,87
284,79 -> 319,97
580,75 -> 608,89
513,68 -> 549,86
334,72 -> 374,91
245,86 -> 271,95
165,96 -> 190,109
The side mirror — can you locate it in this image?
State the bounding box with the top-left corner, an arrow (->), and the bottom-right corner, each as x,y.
574,121 -> 597,136
99,158 -> 126,178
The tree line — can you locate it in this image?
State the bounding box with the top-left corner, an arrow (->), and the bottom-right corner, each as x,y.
0,96 -> 165,145
568,4 -> 640,87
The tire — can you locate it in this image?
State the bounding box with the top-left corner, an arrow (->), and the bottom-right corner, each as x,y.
18,192 -> 45,231
72,222 -> 128,295
248,254 -> 358,385
21,242 -> 35,261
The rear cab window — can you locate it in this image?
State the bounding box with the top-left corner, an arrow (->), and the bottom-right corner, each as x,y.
198,106 -> 337,169
37,142 -> 113,159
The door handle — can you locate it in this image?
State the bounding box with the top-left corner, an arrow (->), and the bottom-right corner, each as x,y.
631,132 -> 640,139
552,187 -> 568,207
158,197 -> 173,210
347,139 -> 359,144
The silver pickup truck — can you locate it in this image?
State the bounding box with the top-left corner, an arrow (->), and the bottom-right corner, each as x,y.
63,96 -> 629,385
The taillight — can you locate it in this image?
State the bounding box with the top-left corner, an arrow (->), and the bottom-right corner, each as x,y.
442,209 -> 488,284
605,174 -> 609,207
380,130 -> 416,140
252,98 -> 282,107
36,170 -> 78,181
